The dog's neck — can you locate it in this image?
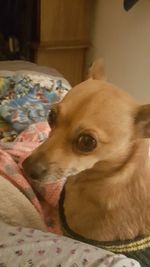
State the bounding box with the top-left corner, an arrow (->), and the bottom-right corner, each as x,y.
87,140 -> 149,206
64,139 -> 150,241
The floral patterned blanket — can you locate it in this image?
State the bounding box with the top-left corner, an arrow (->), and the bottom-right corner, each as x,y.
0,70 -> 70,141
0,65 -> 143,267
0,66 -> 71,234
0,121 -> 66,235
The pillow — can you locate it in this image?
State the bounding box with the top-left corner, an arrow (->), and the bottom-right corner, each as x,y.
0,70 -> 71,132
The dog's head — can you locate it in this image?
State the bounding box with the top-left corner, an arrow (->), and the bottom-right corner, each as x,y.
23,61 -> 150,183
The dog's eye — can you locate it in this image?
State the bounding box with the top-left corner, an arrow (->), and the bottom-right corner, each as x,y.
76,134 -> 97,152
48,108 -> 57,127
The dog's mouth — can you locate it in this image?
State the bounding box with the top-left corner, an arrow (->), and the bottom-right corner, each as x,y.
34,167 -> 79,184
22,156 -> 79,184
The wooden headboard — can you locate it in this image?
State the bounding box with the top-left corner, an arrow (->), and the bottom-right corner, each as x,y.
32,0 -> 95,86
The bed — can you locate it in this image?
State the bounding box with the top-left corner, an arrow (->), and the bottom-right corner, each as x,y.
0,60 -> 141,267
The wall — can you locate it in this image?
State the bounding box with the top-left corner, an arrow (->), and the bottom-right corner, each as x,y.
91,0 -> 150,103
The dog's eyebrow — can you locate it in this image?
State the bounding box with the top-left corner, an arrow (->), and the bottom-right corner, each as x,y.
75,127 -> 84,133
73,126 -> 93,135
73,127 -> 97,139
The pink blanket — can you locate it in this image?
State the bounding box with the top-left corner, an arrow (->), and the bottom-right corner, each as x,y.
0,122 -> 66,234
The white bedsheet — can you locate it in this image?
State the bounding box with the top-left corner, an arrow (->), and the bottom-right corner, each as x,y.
0,222 -> 141,267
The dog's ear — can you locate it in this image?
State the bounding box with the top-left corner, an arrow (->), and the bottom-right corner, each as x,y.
88,59 -> 106,80
135,104 -> 150,138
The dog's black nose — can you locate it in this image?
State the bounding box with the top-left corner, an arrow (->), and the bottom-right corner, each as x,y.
22,156 -> 47,180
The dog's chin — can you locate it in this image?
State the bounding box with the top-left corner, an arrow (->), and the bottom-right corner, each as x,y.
30,171 -> 78,185
29,175 -> 64,186
41,175 -> 66,184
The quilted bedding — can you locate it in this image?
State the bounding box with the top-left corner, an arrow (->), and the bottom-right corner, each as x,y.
0,61 -> 70,140
0,121 -> 65,235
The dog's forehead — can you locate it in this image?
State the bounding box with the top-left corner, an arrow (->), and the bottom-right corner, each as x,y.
57,80 -> 138,136
64,79 -> 105,101
62,79 -> 137,112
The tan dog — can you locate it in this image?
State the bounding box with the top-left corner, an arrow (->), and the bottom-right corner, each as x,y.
23,61 -> 150,242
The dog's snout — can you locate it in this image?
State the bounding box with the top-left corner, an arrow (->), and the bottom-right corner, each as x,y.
22,156 -> 47,180
29,163 -> 47,180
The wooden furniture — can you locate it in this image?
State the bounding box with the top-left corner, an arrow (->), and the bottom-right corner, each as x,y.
33,0 -> 95,85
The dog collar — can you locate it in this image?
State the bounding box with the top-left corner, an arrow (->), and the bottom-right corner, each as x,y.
59,186 -> 150,267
